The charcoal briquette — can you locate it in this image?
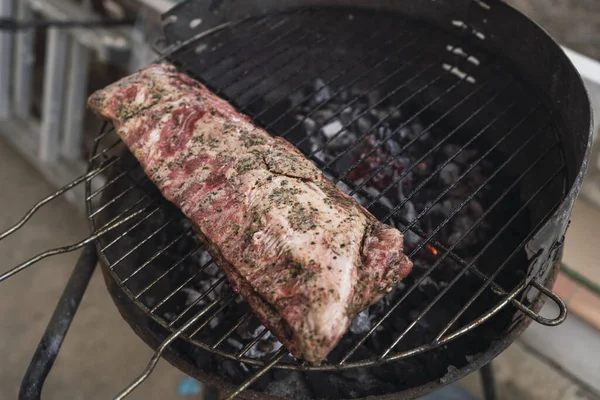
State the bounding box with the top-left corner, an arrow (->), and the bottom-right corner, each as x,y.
265,371 -> 313,399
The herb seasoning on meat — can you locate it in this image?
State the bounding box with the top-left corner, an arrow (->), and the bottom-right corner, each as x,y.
88,64 -> 413,363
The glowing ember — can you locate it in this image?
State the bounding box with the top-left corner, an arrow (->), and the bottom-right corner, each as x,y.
426,243 -> 438,256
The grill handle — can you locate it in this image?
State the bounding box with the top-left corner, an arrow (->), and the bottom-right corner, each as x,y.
0,157 -> 144,283
0,151 -> 120,242
113,295 -> 232,400
0,169 -> 99,242
514,280 -> 568,326
18,244 -> 97,400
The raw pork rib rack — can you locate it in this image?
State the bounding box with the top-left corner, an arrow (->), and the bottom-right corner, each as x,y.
88,62 -> 414,364
0,2 -> 593,400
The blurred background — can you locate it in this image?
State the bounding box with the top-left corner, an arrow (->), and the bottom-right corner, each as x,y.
0,0 -> 599,399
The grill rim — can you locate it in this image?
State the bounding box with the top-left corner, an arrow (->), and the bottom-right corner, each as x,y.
87,7 -> 568,370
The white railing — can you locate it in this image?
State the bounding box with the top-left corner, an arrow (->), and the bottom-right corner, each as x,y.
0,0 -> 161,210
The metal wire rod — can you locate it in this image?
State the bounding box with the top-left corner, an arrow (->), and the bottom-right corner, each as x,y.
352,81 -> 507,201
155,22 -> 235,64
113,298 -> 223,400
224,19 -> 408,112
190,14 -> 301,82
378,101 -> 517,224
0,206 -> 150,283
236,328 -> 269,358
86,161 -> 141,202
89,136 -> 127,163
278,49 -> 456,146
339,132 -> 554,363
148,260 -> 218,314
98,203 -> 162,252
211,313 -> 253,349
209,27 -> 318,93
511,281 -> 567,326
188,295 -> 239,338
120,228 -> 192,283
380,165 -> 564,358
0,158 -> 116,241
168,277 -> 227,327
434,198 -> 564,341
134,246 -> 201,298
352,168 -> 565,365
108,216 -> 176,271
223,348 -> 288,400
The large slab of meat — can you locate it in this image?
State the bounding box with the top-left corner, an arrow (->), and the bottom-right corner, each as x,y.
88,64 -> 413,363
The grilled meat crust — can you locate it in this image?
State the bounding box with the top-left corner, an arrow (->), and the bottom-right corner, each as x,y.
88,64 -> 413,363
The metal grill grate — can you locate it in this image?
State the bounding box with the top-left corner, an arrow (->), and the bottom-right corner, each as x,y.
84,7 -> 569,397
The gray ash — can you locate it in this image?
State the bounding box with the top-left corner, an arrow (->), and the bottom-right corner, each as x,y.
98,77 -> 529,399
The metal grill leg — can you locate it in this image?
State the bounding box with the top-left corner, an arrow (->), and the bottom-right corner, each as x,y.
480,362 -> 498,400
19,244 -> 98,400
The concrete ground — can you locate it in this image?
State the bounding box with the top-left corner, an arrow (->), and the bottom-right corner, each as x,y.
460,341 -> 600,400
0,140 -> 187,400
1,138 -> 598,400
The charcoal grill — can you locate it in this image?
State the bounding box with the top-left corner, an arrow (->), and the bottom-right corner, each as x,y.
0,0 -> 593,399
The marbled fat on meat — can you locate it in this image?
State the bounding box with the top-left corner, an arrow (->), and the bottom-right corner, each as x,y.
88,64 -> 413,363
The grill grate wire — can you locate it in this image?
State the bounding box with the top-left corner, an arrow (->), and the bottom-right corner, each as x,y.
84,9 -> 569,374
87,122 -> 565,367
